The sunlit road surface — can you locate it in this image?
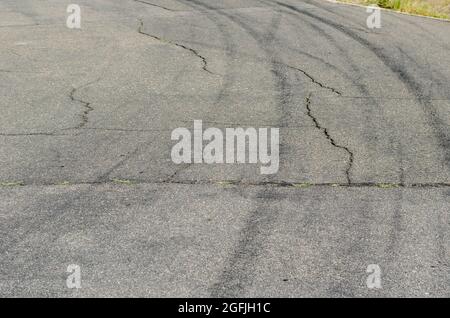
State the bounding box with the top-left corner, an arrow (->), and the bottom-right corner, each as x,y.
0,0 -> 449,297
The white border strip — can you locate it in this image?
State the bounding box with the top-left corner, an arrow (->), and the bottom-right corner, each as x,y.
324,0 -> 450,22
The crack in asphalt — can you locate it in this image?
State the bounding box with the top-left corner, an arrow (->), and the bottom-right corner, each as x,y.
0,69 -> 16,73
0,132 -> 63,137
0,23 -> 40,29
282,63 -> 342,95
0,69 -> 44,74
1,179 -> 449,188
164,164 -> 193,182
134,0 -> 178,11
78,127 -> 175,132
96,147 -> 142,183
0,123 -> 311,136
69,87 -> 93,129
306,93 -> 354,184
68,79 -> 101,129
274,0 -> 450,169
138,20 -> 217,75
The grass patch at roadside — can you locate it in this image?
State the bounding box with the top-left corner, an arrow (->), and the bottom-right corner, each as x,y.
0,181 -> 24,187
340,0 -> 450,19
112,178 -> 134,185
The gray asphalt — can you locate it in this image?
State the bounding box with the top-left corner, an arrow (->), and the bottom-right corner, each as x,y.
0,0 -> 449,297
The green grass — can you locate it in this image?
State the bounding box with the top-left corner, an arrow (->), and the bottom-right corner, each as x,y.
292,183 -> 313,188
112,178 -> 134,185
0,181 -> 24,187
342,0 -> 450,19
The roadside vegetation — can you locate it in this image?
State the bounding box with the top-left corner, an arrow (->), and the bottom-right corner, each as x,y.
341,0 -> 450,19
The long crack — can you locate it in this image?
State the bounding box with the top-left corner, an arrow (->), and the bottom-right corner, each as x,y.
69,87 -> 93,129
0,132 -> 60,137
1,82 -> 98,135
134,0 -> 178,11
306,93 -> 354,184
68,79 -> 101,129
0,69 -> 44,74
283,63 -> 342,95
1,179 -> 449,188
138,20 -> 217,75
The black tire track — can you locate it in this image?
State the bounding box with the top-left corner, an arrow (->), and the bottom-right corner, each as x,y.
164,0 -> 240,181
180,0 -> 292,297
272,0 -> 450,295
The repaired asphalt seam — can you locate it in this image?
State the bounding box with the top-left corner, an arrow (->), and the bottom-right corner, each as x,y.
138,20 -> 217,75
306,93 -> 354,184
1,179 -> 449,188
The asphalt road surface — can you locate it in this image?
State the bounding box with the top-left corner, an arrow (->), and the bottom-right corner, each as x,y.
1,0 -> 449,297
